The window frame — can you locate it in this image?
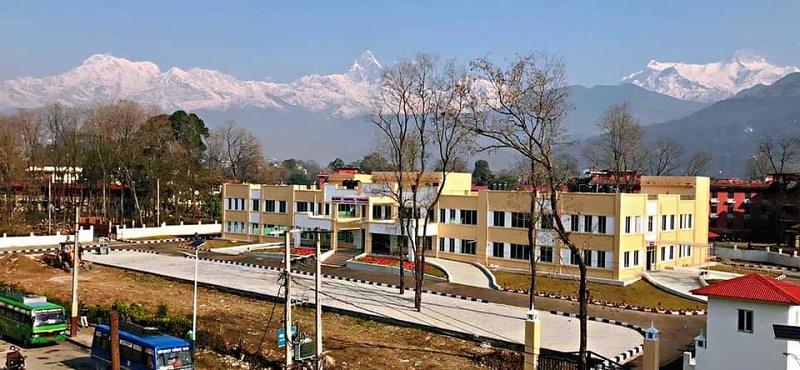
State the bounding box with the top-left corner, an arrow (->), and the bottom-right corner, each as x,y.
737,309 -> 753,333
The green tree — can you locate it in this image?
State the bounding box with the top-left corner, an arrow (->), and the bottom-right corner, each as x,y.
328,158 -> 346,171
356,152 -> 390,173
472,160 -> 493,186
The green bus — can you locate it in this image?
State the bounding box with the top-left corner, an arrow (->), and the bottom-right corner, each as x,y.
0,292 -> 67,346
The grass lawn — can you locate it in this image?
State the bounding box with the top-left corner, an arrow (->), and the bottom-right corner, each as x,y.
202,239 -> 239,249
707,264 -> 780,277
128,235 -> 181,241
492,270 -> 704,311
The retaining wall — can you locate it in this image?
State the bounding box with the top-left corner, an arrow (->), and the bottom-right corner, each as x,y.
0,226 -> 94,248
116,221 -> 221,240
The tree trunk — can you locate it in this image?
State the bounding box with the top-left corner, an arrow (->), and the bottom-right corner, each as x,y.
578,255 -> 588,369
398,234 -> 405,295
414,235 -> 424,312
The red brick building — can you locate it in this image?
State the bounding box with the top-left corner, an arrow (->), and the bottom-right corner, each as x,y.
709,179 -> 769,240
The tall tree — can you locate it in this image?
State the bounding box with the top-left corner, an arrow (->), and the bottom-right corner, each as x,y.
685,151 -> 713,176
207,121 -> 263,182
370,53 -> 475,311
471,52 -> 591,368
472,160 -> 493,186
327,158 -> 346,171
648,138 -> 683,175
582,103 -> 646,191
355,151 -> 390,174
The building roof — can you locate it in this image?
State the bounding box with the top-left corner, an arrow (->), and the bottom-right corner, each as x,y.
691,274 -> 800,305
710,178 -> 770,191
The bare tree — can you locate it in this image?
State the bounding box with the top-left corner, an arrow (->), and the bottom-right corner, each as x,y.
685,151 -> 713,176
370,53 -> 475,311
470,52 -> 591,367
648,138 -> 683,175
757,138 -> 799,174
207,121 -> 263,183
582,103 -> 646,191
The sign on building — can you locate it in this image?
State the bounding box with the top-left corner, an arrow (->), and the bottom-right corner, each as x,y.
331,196 -> 369,205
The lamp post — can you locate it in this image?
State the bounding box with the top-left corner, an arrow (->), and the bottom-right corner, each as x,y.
191,236 -> 200,345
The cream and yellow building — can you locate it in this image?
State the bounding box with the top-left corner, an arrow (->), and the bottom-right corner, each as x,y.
222,172 -> 710,283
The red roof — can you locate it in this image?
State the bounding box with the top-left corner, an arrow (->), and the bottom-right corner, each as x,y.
691,274 -> 800,305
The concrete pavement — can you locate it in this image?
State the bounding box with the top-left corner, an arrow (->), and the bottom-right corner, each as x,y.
85,251 -> 643,362
426,257 -> 496,289
644,268 -> 741,302
0,338 -> 92,369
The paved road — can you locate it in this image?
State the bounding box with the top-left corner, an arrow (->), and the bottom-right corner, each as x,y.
426,257 -> 495,289
85,251 -> 643,362
0,340 -> 91,369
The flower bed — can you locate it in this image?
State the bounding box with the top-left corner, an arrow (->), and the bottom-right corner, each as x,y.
358,256 -> 432,273
278,247 -> 315,256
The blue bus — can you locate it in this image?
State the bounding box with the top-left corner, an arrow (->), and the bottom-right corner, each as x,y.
90,322 -> 194,370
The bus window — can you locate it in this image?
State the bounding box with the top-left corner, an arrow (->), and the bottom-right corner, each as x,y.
158,348 -> 193,368
34,310 -> 65,326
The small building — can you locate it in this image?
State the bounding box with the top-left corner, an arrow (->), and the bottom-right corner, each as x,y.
684,274 -> 800,370
709,178 -> 769,240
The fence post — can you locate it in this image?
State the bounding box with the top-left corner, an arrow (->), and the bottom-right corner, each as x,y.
524,309 -> 540,370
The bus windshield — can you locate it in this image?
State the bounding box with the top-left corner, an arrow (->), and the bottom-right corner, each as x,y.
157,347 -> 193,369
34,309 -> 65,327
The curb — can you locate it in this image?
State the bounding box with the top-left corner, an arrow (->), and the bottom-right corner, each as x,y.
498,289 -> 707,316
122,238 -> 186,244
548,310 -> 645,364
470,262 -> 500,290
185,255 -> 491,304
728,261 -> 800,272
65,336 -> 91,350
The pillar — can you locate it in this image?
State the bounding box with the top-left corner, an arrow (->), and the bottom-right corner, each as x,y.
331,205 -> 339,251
643,322 -> 660,370
524,309 -> 540,370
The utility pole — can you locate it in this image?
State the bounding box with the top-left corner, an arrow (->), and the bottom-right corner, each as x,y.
315,228 -> 323,370
191,237 -> 199,346
110,311 -> 120,370
156,178 -> 160,226
70,207 -> 79,337
284,229 -> 294,368
48,180 -> 52,235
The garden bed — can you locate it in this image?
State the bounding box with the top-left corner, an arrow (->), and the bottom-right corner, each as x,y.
351,256 -> 448,280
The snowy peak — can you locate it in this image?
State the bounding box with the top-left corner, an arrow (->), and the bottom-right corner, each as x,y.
0,50 -> 384,116
347,50 -> 383,83
622,50 -> 800,102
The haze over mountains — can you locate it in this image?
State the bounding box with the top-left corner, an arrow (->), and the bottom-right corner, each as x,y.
0,50 -> 798,175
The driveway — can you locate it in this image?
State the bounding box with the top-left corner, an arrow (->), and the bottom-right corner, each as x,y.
426,257 -> 496,289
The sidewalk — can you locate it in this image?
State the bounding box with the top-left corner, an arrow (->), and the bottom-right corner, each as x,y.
66,327 -> 95,349
643,268 -> 740,303
426,257 -> 496,289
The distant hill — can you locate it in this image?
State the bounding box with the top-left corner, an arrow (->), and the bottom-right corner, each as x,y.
639,72 -> 800,177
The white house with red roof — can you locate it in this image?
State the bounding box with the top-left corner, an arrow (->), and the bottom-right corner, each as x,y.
683,274 -> 800,370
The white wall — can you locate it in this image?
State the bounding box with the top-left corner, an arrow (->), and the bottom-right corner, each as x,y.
715,247 -> 800,269
116,222 -> 221,240
0,226 -> 93,249
700,298 -> 798,370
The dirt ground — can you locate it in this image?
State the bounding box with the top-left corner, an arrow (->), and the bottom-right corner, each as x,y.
0,254 -> 518,369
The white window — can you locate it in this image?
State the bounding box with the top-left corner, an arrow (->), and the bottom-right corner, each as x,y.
570,215 -> 579,232
583,215 -> 593,233
647,216 -> 654,232
738,309 -> 753,333
492,211 -> 506,227
623,251 -> 631,268
296,202 -> 309,213
279,201 -> 287,213
624,216 -> 632,233
634,216 -> 642,233
660,246 -> 666,261
538,246 -> 553,263
669,245 -> 675,260
661,215 -> 667,231
597,216 -> 607,234
633,250 -> 640,266
265,200 -> 276,213
670,215 -> 675,230
688,214 -> 693,229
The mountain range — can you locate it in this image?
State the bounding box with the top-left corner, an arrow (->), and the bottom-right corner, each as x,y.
0,50 -> 798,174
622,50 -> 800,102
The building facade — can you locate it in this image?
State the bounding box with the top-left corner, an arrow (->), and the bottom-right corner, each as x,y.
685,274 -> 800,370
222,172 -> 710,283
709,179 -> 769,240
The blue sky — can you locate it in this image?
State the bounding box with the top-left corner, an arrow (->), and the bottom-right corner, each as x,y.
1,1 -> 798,86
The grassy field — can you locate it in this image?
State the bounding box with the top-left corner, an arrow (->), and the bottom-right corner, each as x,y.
707,264 -> 779,277
1,254 -> 515,369
201,239 -> 240,249
492,271 -> 704,311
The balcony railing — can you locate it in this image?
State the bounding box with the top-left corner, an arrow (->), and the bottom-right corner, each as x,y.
710,198 -> 719,204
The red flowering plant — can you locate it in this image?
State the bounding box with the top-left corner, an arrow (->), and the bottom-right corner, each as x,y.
278,247 -> 315,256
358,255 -> 431,272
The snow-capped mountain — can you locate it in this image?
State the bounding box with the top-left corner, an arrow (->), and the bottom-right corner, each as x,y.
0,50 -> 383,117
621,50 -> 800,102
